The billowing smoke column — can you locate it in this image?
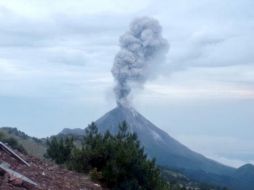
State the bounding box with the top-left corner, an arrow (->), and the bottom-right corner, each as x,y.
111,17 -> 169,107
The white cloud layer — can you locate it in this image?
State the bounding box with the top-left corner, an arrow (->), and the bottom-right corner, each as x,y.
176,134 -> 254,167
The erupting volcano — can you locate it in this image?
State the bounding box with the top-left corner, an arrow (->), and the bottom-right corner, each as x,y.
62,17 -> 234,175
61,17 -> 254,190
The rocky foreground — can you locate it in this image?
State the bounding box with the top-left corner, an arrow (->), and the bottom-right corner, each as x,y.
0,146 -> 104,190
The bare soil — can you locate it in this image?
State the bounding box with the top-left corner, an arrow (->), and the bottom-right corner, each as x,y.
0,149 -> 104,190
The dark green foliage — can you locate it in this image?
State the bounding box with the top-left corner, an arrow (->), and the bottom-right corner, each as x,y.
45,136 -> 74,164
46,122 -> 169,190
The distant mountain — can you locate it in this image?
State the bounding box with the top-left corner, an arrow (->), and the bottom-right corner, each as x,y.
59,105 -> 254,190
236,164 -> 254,177
230,164 -> 254,190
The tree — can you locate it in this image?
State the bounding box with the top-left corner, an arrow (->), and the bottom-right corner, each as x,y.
46,136 -> 74,164
46,122 -> 169,190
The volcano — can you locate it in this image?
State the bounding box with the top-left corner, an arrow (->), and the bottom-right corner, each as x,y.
60,17 -> 254,189
95,106 -> 233,175
62,106 -> 233,175
60,106 -> 254,189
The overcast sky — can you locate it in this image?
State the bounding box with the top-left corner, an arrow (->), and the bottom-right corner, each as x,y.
0,0 -> 253,167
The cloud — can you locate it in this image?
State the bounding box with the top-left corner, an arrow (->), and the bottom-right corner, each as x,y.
144,82 -> 254,100
0,0 -> 151,18
0,0 -> 253,106
208,155 -> 254,168
135,64 -> 254,101
167,31 -> 254,73
176,134 -> 254,167
0,4 -> 124,99
150,0 -> 254,74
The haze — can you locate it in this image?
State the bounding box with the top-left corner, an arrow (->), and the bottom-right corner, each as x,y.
0,0 -> 253,167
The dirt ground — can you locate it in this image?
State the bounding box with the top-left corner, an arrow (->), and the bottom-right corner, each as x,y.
0,149 -> 104,190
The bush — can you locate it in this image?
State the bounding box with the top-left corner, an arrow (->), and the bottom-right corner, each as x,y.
45,136 -> 74,164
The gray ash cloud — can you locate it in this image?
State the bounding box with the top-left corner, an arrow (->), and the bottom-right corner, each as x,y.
111,17 -> 169,107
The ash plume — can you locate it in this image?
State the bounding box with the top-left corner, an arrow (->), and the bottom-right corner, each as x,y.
111,17 -> 169,107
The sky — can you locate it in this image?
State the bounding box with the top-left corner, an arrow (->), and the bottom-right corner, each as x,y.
0,0 -> 253,167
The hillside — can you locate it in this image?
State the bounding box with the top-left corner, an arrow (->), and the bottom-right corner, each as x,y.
160,166 -> 228,190
0,142 -> 103,190
0,127 -> 47,159
3,124 -> 252,190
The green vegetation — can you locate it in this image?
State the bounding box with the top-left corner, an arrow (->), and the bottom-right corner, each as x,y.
45,136 -> 74,164
46,122 -> 228,190
0,125 -> 226,190
0,127 -> 47,158
46,122 -> 170,190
